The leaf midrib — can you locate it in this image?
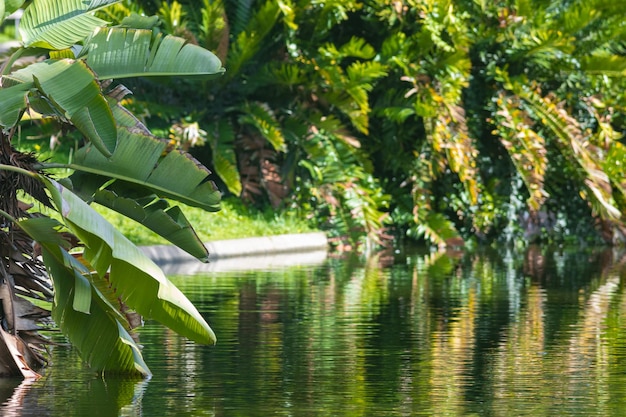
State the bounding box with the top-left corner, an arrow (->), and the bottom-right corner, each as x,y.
43,162 -> 220,210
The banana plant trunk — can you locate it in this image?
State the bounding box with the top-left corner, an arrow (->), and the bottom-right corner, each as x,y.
0,133 -> 52,378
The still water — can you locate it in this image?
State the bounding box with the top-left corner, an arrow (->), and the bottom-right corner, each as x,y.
2,246 -> 626,416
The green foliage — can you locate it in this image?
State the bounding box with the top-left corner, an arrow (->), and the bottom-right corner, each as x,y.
88,0 -> 626,248
0,0 -> 224,376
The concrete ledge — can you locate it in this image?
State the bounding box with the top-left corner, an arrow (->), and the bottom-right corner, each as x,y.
141,232 -> 328,270
154,249 -> 329,274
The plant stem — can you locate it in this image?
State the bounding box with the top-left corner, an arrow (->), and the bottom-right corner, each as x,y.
0,47 -> 25,77
0,164 -> 38,178
0,208 -> 17,224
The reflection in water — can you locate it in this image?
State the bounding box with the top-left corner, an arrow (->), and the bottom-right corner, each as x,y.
0,371 -> 148,417
3,246 -> 626,416
0,379 -> 33,416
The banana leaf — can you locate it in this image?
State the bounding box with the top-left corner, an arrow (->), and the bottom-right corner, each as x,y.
2,59 -> 116,156
94,187 -> 210,262
41,177 -> 216,346
19,0 -> 120,49
45,246 -> 150,375
0,83 -> 30,129
17,217 -> 150,375
68,126 -> 221,211
85,27 -> 225,79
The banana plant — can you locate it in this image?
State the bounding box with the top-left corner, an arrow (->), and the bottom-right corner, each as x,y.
0,0 -> 224,377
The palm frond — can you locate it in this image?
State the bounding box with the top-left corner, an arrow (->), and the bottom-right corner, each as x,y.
238,101 -> 286,152
517,83 -> 620,220
493,92 -> 548,212
224,0 -> 281,79
206,119 -> 242,196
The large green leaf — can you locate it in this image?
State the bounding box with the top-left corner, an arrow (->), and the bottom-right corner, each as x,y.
69,127 -> 221,211
3,59 -> 116,156
42,177 -> 216,345
45,248 -> 150,375
17,217 -> 150,375
85,27 -> 225,79
93,187 -> 210,262
0,82 -> 31,129
19,0 -> 119,49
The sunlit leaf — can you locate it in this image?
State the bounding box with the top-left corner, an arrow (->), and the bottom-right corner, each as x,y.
85,27 -> 225,79
42,177 -> 216,345
17,217 -> 150,375
44,247 -> 150,375
4,59 -> 116,156
20,0 -> 119,49
69,127 -> 221,211
93,187 -> 210,262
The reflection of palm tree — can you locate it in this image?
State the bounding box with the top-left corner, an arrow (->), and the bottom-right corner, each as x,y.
0,378 -> 35,416
429,286 -> 477,415
492,285 -> 547,411
561,273 -> 620,411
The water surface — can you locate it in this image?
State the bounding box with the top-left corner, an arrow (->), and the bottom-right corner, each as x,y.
2,246 -> 626,416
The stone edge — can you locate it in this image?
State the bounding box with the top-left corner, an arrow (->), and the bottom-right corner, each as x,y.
140,232 -> 328,265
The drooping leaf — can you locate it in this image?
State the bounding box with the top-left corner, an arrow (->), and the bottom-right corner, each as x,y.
4,59 -> 116,156
93,187 -> 210,262
44,246 -> 150,375
17,217 -> 149,375
69,127 -> 221,211
85,27 -> 225,79
41,177 -> 216,345
19,0 -> 120,49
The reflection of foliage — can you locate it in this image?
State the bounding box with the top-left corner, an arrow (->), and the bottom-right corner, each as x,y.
15,246 -> 624,415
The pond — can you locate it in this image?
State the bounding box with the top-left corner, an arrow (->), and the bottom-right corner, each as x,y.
2,245 -> 626,416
